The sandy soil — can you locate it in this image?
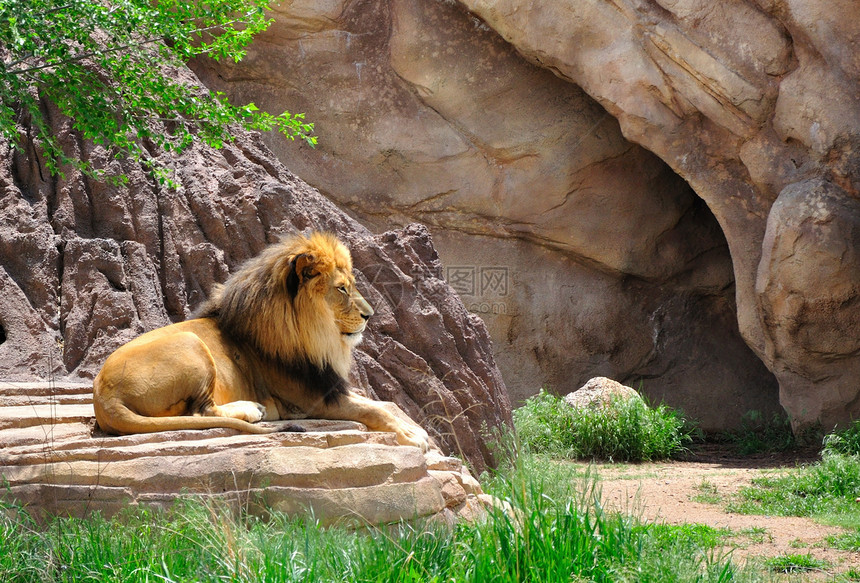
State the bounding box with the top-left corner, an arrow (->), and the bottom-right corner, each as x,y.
582,445 -> 860,579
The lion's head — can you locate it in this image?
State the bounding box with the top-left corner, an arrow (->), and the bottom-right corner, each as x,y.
196,232 -> 373,395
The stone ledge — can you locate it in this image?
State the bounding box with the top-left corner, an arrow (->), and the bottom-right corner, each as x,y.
0,383 -> 486,525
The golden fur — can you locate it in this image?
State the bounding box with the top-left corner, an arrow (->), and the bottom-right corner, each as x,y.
93,232 -> 430,450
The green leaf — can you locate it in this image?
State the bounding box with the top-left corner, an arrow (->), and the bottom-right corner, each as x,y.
0,0 -> 316,186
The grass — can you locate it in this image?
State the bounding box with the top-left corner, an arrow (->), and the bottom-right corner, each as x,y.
513,389 -> 693,461
0,455 -> 752,583
693,479 -> 723,505
827,529 -> 860,551
727,452 -> 860,519
11,399 -> 860,581
721,410 -> 796,455
642,523 -> 733,551
823,419 -> 860,457
764,553 -> 829,573
735,527 -> 771,545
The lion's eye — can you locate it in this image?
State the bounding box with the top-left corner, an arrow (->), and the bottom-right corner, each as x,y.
338,286 -> 348,295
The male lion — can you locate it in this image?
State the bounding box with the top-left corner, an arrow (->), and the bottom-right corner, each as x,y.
93,232 -> 430,451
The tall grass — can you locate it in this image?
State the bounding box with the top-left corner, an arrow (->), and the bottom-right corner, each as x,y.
514,389 -> 692,461
0,455 -> 748,583
823,419 -> 860,457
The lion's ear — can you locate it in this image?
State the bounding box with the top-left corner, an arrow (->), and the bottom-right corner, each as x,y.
287,253 -> 320,297
295,253 -> 319,280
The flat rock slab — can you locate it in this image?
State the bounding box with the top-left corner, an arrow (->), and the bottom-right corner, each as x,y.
0,383 -> 484,525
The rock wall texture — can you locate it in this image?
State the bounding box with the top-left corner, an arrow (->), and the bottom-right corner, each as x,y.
186,0 -> 828,430
0,86 -> 511,473
456,0 -> 860,432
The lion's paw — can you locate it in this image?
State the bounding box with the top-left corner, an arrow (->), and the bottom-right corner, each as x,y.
396,422 -> 431,452
220,400 -> 266,423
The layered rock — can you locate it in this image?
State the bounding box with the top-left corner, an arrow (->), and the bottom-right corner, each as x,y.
0,85 -> 510,473
0,382 -> 485,524
189,0 -> 782,429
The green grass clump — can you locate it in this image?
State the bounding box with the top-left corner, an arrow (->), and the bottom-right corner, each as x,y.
728,452 -> 860,518
823,419 -> 860,457
513,389 -> 692,462
639,523 -> 732,551
764,553 -> 828,573
693,480 -> 723,505
722,410 -> 796,455
826,529 -> 860,551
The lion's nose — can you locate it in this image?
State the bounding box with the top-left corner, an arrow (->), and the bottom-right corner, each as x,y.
361,312 -> 371,321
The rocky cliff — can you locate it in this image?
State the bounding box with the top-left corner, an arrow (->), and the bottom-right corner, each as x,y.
0,87 -> 510,472
190,0 -> 860,432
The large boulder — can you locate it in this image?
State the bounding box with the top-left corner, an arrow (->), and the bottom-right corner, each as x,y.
0,84 -> 510,473
190,0 -> 860,432
0,382 -> 485,524
189,0 -> 780,429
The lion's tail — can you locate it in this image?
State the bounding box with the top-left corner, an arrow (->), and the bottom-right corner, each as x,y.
95,402 -> 275,436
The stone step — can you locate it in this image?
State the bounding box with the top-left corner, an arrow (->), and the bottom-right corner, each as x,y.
0,382 -> 94,407
0,383 -> 487,525
0,381 -> 93,396
0,404 -> 96,431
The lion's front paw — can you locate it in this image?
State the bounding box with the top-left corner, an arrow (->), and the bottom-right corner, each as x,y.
220,400 -> 266,423
396,422 -> 431,452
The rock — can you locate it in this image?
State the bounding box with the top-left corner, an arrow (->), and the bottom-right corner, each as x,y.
564,377 -> 642,411
0,74 -> 510,473
757,178 -> 860,430
189,0 -> 782,430
0,382 -> 489,524
452,0 -> 860,431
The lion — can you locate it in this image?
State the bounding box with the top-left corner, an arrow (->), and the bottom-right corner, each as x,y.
92,231 -> 430,451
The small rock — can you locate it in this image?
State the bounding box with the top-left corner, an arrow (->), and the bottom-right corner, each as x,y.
563,377 -> 642,410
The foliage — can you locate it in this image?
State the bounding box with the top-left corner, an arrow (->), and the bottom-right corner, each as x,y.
0,457 -> 752,583
763,553 -> 828,574
826,529 -> 860,552
513,388 -> 692,462
639,523 -> 732,552
722,410 -> 796,455
728,452 -> 860,519
0,0 -> 316,184
823,419 -> 860,457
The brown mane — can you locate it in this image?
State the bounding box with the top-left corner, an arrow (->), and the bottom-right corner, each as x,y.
195,233 -> 355,401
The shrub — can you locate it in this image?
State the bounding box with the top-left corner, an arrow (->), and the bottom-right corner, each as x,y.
513,389 -> 692,462
823,419 -> 860,457
722,410 -> 796,454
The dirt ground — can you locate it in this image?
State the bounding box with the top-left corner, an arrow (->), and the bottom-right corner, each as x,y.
584,445 -> 860,579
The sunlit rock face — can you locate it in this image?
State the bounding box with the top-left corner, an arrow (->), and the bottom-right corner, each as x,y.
188,0 -> 806,430
454,0 -> 860,432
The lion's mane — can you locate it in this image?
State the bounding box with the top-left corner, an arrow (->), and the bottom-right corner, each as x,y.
195,232 -> 356,403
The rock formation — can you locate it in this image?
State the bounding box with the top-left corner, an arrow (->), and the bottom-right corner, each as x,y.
190,0 -> 860,432
0,381 -> 487,524
564,377 -> 643,411
0,84 -> 511,473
